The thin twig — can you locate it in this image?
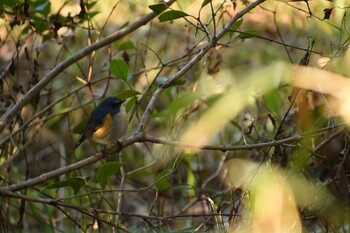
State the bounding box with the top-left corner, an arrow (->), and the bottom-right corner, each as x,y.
138,0 -> 266,132
0,0 -> 267,195
0,132 -> 302,193
0,0 -> 177,132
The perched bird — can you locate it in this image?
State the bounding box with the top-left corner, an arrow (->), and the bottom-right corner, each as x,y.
72,97 -> 128,150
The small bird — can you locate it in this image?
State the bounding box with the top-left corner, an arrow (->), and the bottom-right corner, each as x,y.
72,97 -> 128,150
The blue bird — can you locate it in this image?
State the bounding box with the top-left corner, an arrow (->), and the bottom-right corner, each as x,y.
73,97 -> 128,150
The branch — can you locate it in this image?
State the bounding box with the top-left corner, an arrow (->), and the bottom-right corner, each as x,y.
143,135 -> 302,151
1,123 -> 341,193
0,189 -> 239,222
138,0 -> 266,131
0,134 -> 143,193
0,132 -> 302,193
0,0 -> 267,194
0,0 -> 177,132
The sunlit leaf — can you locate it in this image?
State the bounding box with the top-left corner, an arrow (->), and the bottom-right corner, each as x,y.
158,10 -> 189,22
97,162 -> 125,189
110,59 -> 129,81
42,177 -> 89,195
228,159 -> 301,232
180,62 -> 292,148
293,66 -> 350,124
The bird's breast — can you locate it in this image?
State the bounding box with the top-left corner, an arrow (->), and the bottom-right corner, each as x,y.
92,108 -> 127,144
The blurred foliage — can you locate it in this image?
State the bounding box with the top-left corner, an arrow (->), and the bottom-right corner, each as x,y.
0,0 -> 349,232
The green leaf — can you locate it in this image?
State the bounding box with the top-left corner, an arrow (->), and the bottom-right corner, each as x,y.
231,19 -> 243,31
35,1 -> 50,16
156,76 -> 186,87
119,21 -> 129,29
88,11 -> 100,19
28,0 -> 48,8
235,29 -> 259,40
158,10 -> 189,22
117,89 -> 141,100
117,40 -> 136,50
87,0 -> 98,9
170,79 -> 187,87
228,18 -> 243,38
125,96 -> 135,113
3,0 -> 19,7
149,3 -> 168,15
97,162 -> 125,189
110,59 -> 129,81
264,88 -> 281,116
201,0 -> 212,9
154,169 -> 171,191
42,177 -> 89,195
30,17 -> 50,32
169,92 -> 202,115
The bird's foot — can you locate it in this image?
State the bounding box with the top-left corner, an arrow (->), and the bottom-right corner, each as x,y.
112,140 -> 123,148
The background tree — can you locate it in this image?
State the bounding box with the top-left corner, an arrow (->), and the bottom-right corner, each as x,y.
0,0 -> 349,232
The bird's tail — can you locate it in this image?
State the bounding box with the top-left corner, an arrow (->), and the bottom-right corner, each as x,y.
72,134 -> 87,151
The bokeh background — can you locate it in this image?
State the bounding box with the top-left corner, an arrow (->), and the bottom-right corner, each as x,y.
0,0 -> 349,232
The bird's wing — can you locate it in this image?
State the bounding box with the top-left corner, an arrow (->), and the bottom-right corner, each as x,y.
72,119 -> 98,151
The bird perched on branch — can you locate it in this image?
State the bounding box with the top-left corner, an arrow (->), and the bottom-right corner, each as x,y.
72,97 -> 128,150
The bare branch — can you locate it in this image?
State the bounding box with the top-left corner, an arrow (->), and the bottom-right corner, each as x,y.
0,0 -> 177,132
138,0 -> 266,132
0,132 -> 302,193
